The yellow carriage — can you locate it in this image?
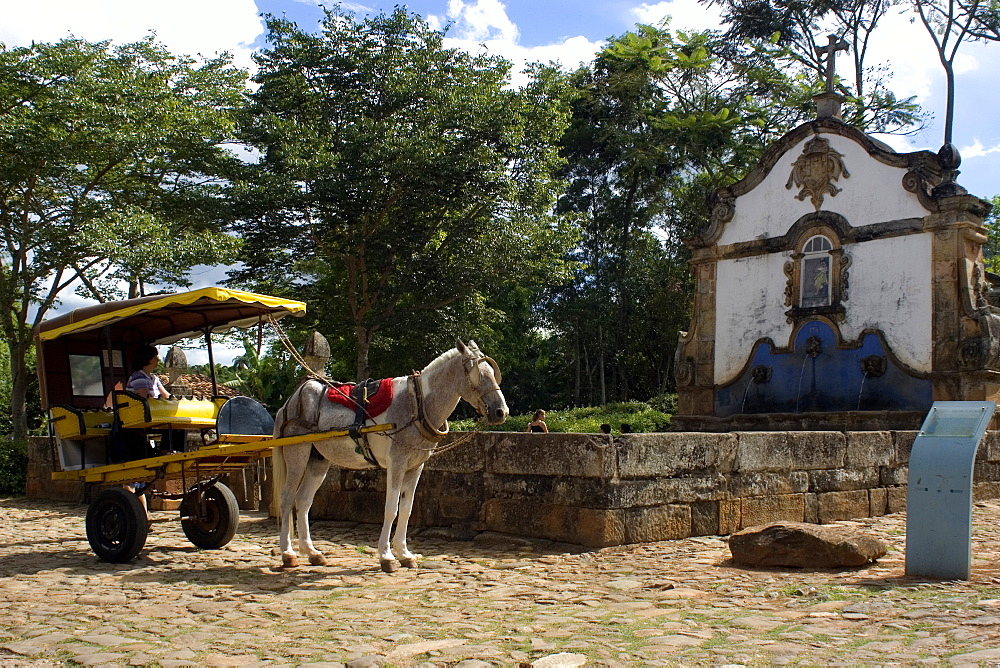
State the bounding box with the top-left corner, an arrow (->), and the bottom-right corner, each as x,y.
35,288 -> 388,562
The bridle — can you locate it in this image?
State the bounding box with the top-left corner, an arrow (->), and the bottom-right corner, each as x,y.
410,350 -> 504,444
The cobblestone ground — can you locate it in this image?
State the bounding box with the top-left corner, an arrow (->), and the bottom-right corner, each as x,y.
2,497 -> 1000,667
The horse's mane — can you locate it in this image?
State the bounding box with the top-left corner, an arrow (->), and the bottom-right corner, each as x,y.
419,346 -> 461,377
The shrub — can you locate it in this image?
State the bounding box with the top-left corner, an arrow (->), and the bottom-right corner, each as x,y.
452,401 -> 672,433
0,439 -> 28,497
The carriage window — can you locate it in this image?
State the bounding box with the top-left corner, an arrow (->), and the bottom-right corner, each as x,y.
800,235 -> 833,308
69,355 -> 104,396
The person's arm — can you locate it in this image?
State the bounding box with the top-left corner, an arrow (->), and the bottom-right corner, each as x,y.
542,423 -> 549,433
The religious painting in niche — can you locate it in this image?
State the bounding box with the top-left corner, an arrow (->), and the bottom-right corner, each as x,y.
800,235 -> 832,308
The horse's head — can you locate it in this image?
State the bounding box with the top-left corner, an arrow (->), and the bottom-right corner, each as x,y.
456,339 -> 508,425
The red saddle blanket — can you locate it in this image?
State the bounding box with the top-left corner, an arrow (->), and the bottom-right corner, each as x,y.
325,378 -> 395,418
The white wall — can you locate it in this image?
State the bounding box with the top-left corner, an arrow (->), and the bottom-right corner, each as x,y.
841,234 -> 932,372
713,233 -> 934,383
717,134 -> 930,247
715,253 -> 792,382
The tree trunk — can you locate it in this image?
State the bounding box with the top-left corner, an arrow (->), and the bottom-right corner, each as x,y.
355,325 -> 372,381
7,335 -> 30,442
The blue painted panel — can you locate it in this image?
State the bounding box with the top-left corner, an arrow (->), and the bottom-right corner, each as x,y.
715,320 -> 932,416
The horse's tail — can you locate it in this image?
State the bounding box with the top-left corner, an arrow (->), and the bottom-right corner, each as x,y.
269,444 -> 285,518
269,409 -> 287,519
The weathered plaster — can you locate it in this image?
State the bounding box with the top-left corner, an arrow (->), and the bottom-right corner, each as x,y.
715,253 -> 790,382
717,134 -> 930,248
842,234 -> 933,371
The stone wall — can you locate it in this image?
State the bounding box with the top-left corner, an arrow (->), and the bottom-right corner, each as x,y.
29,430 -> 1000,548
260,430 -> 1000,547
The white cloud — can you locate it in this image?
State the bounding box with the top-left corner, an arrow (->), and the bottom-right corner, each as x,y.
0,0 -> 264,73
961,139 -> 1000,159
631,0 -> 723,33
430,0 -> 602,86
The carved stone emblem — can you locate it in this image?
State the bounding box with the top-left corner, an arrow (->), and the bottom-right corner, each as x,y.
785,137 -> 850,210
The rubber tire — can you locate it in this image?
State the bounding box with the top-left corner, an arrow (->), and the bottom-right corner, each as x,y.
86,487 -> 148,562
180,482 -> 239,549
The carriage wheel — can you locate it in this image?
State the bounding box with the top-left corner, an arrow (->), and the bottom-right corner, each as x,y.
180,482 -> 239,549
86,487 -> 148,562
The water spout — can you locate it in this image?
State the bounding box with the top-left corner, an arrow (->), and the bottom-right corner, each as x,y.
856,371 -> 868,410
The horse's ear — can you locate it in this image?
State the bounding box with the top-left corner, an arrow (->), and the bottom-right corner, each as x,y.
467,339 -> 479,352
456,338 -> 469,355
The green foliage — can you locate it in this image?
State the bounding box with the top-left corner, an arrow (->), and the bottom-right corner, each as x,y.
0,36 -> 247,439
452,401 -> 672,433
223,338 -> 304,414
232,7 -> 575,380
0,440 -> 27,497
985,195 -> 1000,275
704,0 -> 927,136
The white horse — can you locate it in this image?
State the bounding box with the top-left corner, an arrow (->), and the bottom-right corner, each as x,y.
271,339 -> 508,572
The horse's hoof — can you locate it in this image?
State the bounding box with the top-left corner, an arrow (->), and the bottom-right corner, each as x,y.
399,557 -> 418,569
308,553 -> 327,566
281,554 -> 299,568
380,559 -> 400,573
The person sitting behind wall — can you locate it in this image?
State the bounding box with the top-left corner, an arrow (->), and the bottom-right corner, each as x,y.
527,410 -> 549,433
600,423 -> 612,434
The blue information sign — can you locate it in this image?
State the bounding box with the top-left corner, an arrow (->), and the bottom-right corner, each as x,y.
905,401 -> 995,580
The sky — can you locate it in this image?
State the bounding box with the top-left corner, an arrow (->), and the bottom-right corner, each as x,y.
3,0 -> 999,360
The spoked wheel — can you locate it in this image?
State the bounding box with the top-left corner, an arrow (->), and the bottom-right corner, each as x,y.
86,487 -> 148,562
180,482 -> 239,549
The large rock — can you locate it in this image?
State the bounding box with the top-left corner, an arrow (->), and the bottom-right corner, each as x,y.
729,522 -> 887,568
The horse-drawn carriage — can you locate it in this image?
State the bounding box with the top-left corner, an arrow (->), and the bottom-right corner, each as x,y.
36,287 -> 509,570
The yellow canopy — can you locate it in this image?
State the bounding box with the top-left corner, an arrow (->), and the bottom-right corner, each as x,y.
36,287 -> 306,345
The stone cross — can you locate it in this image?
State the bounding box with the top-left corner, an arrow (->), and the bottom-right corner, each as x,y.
816,34 -> 849,93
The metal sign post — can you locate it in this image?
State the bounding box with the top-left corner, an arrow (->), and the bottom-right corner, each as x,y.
905,401 -> 995,580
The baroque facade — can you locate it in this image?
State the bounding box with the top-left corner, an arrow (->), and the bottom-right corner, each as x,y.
673,105 -> 996,431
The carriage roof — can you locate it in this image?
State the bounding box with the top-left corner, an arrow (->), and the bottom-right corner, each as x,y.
36,287 -> 306,346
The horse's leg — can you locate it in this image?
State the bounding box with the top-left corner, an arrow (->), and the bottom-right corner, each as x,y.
378,462 -> 406,573
294,454 -> 332,566
392,464 -> 425,569
278,443 -> 310,568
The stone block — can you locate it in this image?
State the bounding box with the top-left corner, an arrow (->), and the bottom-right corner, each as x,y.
974,481 -> 1000,502
735,432 -> 846,472
436,495 -> 483,524
719,499 -> 741,535
887,486 -> 907,513
624,504 -> 691,543
483,499 -> 624,547
617,433 -> 737,478
880,465 -> 908,486
816,490 -> 870,523
740,494 -> 804,528
487,433 -> 616,478
979,431 -> 1000,462
869,487 -> 888,516
425,436 -> 485,473
342,469 -> 384,492
691,501 -> 719,536
804,493 -> 819,524
730,471 -> 808,497
845,431 -> 893,467
892,431 -> 918,466
808,468 -> 879,492
973,460 -> 1000,484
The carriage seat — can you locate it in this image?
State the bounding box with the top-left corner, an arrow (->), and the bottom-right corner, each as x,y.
113,390 -> 226,430
49,405 -> 113,441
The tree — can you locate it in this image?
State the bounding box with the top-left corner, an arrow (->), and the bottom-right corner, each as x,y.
551,25 -> 814,404
703,0 -> 926,134
233,8 -> 575,380
0,37 -> 246,440
910,0 -> 1000,145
